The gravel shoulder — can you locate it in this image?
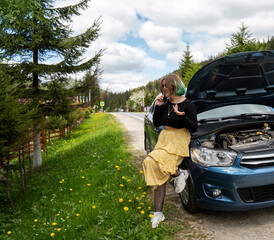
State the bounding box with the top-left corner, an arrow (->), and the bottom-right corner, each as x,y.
111,112 -> 274,240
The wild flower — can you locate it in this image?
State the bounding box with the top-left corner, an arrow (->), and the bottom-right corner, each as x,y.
119,198 -> 123,203
120,184 -> 124,187
76,213 -> 80,216
138,207 -> 141,209
34,219 -> 38,222
122,176 -> 126,179
149,214 -> 154,218
148,207 -> 151,210
51,233 -> 55,237
92,205 -> 96,209
138,187 -> 142,189
140,171 -> 144,173
124,207 -> 129,211
7,231 -> 11,235
141,211 -> 145,214
87,183 -> 91,186
57,228 -> 61,232
69,188 -> 73,191
52,222 -> 57,226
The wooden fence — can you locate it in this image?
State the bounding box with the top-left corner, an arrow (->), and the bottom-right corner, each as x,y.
0,118 -> 83,206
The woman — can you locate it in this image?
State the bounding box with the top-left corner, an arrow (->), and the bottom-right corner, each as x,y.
143,74 -> 197,228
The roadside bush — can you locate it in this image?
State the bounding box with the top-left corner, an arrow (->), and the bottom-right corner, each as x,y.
84,109 -> 91,119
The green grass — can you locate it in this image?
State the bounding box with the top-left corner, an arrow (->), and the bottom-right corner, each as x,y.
0,113 -> 176,240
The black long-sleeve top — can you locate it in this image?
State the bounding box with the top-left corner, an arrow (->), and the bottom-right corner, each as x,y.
153,98 -> 198,132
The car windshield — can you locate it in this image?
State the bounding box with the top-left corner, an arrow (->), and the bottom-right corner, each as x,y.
198,104 -> 274,121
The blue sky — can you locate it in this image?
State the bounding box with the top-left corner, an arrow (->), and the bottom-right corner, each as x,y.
55,0 -> 274,92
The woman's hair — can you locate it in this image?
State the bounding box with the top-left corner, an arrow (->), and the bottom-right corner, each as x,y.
160,74 -> 185,96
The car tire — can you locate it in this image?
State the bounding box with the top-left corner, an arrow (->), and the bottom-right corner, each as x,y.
179,176 -> 200,213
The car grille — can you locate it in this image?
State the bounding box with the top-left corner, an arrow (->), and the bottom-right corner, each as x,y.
240,151 -> 274,168
238,184 -> 274,203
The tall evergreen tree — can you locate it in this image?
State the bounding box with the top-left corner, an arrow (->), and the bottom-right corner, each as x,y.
0,0 -> 102,168
225,22 -> 260,54
178,45 -> 200,87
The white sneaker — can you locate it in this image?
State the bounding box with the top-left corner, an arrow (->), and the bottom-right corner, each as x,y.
173,169 -> 189,193
151,212 -> 165,228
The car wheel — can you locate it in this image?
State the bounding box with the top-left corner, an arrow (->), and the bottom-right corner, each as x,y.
145,136 -> 151,154
179,176 -> 200,213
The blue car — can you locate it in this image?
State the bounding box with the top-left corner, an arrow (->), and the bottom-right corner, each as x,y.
144,50 -> 274,213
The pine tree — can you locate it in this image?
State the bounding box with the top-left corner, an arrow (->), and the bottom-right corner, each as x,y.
225,22 -> 259,54
0,0 -> 102,168
178,45 -> 201,87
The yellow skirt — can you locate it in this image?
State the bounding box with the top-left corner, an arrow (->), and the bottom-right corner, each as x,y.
142,128 -> 190,189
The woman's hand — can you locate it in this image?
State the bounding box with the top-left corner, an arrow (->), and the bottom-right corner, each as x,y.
156,95 -> 165,106
173,104 -> 185,116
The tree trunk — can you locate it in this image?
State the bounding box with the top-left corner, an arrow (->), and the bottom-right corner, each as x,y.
6,157 -> 13,207
33,125 -> 42,169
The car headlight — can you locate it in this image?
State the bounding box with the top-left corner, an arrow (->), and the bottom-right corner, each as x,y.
191,147 -> 237,167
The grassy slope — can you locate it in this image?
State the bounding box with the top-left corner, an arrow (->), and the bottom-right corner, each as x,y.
0,113 -> 175,240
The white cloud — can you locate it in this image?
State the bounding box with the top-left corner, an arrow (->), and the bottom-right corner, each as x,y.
54,0 -> 274,92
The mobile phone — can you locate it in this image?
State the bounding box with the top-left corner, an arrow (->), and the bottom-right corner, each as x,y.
163,96 -> 167,103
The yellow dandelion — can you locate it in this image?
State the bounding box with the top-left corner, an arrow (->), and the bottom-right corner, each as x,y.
43,223 -> 46,225
87,183 -> 91,186
119,198 -> 123,203
82,176 -> 85,179
7,231 -> 11,235
79,200 -> 82,203
76,213 -> 80,217
62,179 -> 64,182
124,207 -> 129,211
140,202 -> 144,205
138,207 -> 141,209
141,211 -> 145,214
127,179 -> 131,182
120,184 -> 124,187
149,214 -> 154,218
142,195 -> 145,198
143,192 -> 147,195
33,225 -> 36,227
57,228 -> 61,232
140,171 -> 144,173
52,222 -> 57,226
59,181 -> 63,183
122,176 -> 126,179
34,219 -> 38,222
115,165 -> 119,168
57,213 -> 60,216
92,205 -> 96,209
69,188 -> 73,191
138,187 -> 142,189
51,233 -> 55,237
107,161 -> 110,163
148,206 -> 151,210
128,200 -> 132,202
129,165 -> 131,167
66,216 -> 69,219
136,197 -> 139,200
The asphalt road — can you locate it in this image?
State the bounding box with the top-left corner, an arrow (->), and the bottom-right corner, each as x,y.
111,112 -> 274,240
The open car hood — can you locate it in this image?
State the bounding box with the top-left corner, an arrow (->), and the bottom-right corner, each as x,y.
186,51 -> 274,114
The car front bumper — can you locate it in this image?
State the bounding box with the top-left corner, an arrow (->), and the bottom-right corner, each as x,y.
187,157 -> 274,211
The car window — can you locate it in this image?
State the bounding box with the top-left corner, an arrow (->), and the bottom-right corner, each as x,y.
198,104 -> 273,120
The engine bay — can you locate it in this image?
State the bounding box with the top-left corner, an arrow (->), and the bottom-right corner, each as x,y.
201,123 -> 274,153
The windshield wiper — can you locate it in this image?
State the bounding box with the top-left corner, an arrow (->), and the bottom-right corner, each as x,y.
198,113 -> 274,123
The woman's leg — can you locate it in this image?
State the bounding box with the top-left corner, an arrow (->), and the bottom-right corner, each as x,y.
154,183 -> 166,212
